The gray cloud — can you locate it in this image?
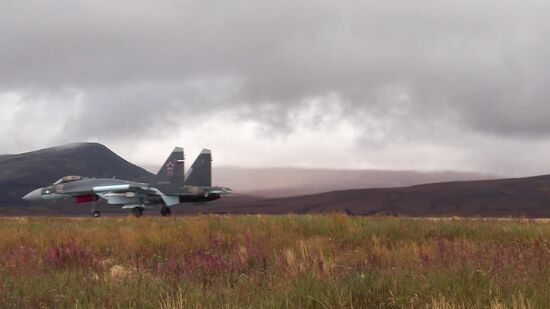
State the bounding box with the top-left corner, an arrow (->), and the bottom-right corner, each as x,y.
2,0 -> 550,174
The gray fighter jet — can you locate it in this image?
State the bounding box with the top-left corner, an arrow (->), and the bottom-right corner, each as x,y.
22,147 -> 231,217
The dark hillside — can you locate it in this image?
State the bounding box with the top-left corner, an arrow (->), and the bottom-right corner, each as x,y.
179,175 -> 550,217
0,143 -> 154,206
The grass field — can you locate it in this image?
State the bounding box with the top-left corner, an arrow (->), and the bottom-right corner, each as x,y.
0,215 -> 549,308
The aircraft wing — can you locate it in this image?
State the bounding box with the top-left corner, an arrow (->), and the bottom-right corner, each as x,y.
149,188 -> 180,206
94,184 -> 160,207
92,184 -> 151,194
93,184 -> 181,208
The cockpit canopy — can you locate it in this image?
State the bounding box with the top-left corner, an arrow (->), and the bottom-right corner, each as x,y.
53,176 -> 85,185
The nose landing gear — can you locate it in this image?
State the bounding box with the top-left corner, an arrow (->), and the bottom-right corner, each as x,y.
160,207 -> 172,217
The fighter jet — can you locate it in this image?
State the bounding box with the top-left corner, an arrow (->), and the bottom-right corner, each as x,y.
22,147 -> 232,217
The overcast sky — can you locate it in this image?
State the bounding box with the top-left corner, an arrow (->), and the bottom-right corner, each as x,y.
1,0 -> 550,176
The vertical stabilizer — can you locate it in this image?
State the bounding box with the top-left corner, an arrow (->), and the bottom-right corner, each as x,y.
156,147 -> 185,186
184,149 -> 212,186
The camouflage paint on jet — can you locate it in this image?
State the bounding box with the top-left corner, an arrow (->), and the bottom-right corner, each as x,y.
23,147 -> 232,217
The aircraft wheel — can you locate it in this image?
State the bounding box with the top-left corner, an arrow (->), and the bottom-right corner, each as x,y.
161,207 -> 172,217
132,207 -> 144,217
92,210 -> 101,218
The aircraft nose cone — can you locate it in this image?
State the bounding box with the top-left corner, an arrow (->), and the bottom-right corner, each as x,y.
22,188 -> 42,201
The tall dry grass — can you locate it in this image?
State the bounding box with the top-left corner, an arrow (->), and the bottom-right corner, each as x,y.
0,215 -> 549,307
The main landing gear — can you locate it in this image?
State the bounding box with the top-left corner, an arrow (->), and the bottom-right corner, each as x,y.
160,207 -> 172,217
132,207 -> 144,217
92,202 -> 101,217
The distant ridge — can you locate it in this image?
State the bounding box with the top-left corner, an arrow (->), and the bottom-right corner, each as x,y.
182,174 -> 550,217
0,143 -> 153,206
213,167 -> 494,198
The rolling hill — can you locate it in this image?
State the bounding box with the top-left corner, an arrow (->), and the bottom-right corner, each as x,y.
181,175 -> 550,217
0,143 -> 154,206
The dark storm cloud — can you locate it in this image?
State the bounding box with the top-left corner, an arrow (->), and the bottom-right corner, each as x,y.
2,0 -> 550,146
